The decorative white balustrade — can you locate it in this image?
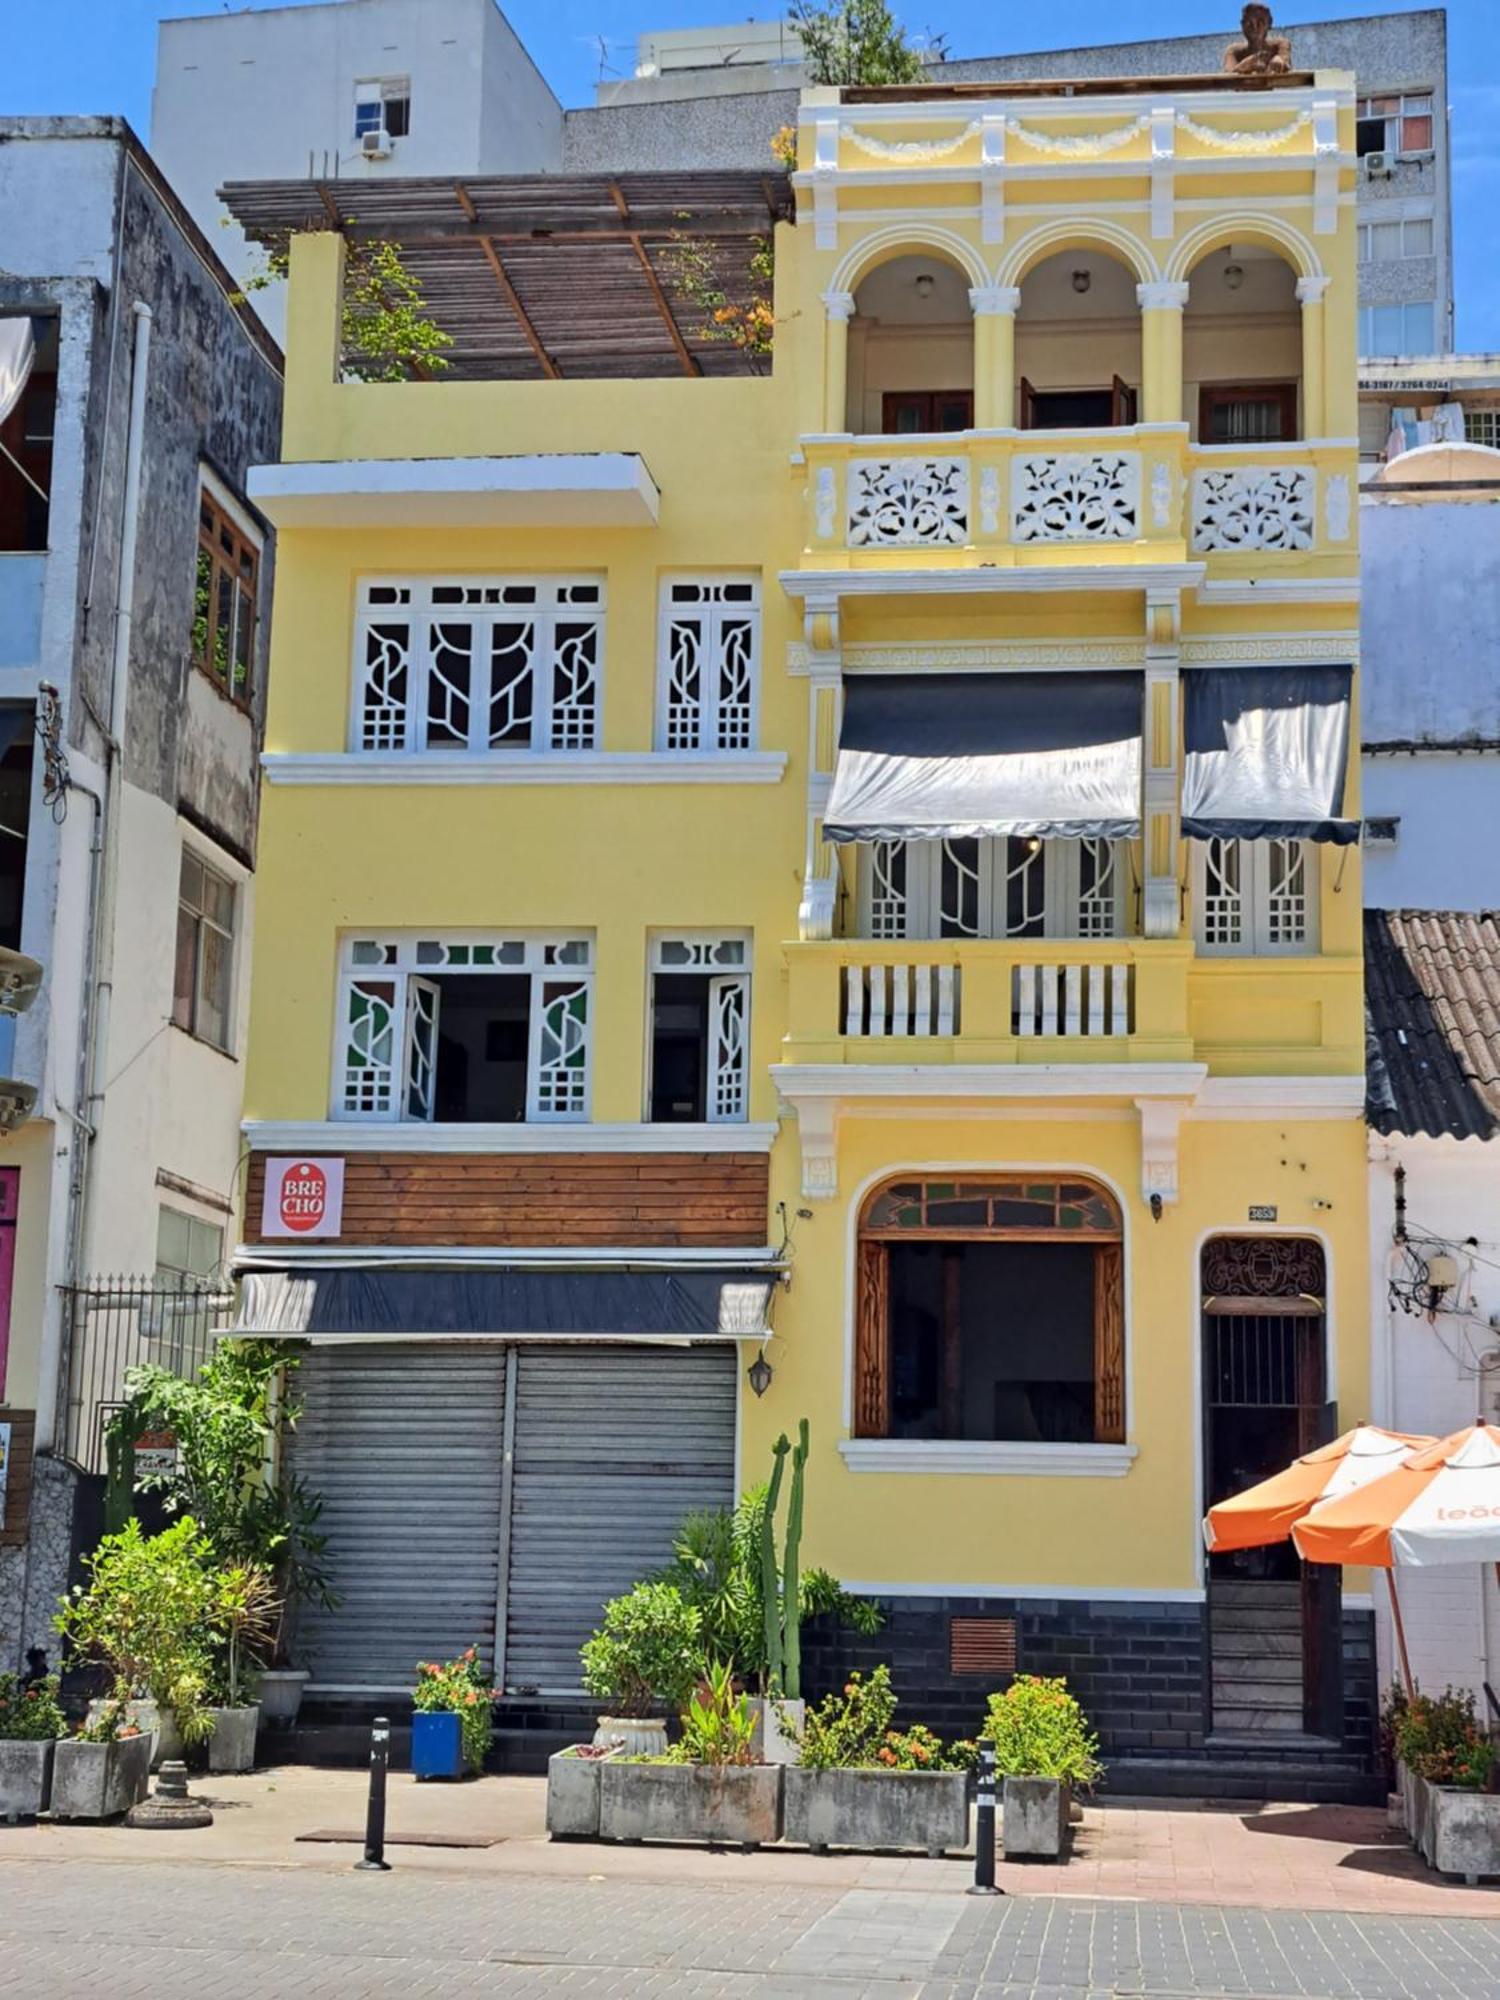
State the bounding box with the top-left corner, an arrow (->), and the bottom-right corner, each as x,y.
847,457 -> 969,547
844,961 -> 961,1037
1012,960 -> 1132,1038
1191,466 -> 1315,552
1011,452 -> 1140,544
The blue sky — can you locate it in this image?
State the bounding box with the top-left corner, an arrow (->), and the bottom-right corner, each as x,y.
12,2 -> 1499,349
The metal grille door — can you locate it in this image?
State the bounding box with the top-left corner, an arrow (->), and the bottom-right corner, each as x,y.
502,1345 -> 737,1697
290,1344 -> 507,1689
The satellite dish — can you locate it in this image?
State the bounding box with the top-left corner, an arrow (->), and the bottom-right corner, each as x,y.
0,947 -> 43,1015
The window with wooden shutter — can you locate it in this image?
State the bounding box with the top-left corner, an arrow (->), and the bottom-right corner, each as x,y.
1093,1243 -> 1126,1444
854,1238 -> 889,1438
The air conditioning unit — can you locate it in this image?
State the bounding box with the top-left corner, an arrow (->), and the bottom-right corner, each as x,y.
0,1081 -> 37,1133
1364,150 -> 1394,180
360,127 -> 391,160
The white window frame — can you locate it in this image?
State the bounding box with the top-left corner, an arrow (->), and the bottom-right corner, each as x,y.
646,932 -> 751,1125
173,845 -> 238,1053
655,577 -> 760,752
1359,302 -> 1437,359
334,932 -> 593,1123
854,837 -> 1126,942
1192,838 -> 1318,957
354,77 -> 410,142
1357,91 -> 1435,159
1357,215 -> 1436,263
351,576 -> 604,756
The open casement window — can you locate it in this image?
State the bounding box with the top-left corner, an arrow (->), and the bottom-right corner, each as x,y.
856,837 -> 1125,941
658,579 -> 759,752
1357,92 -> 1434,158
854,1177 -> 1126,1445
1193,838 -> 1316,956
647,936 -> 750,1124
193,489 -> 260,703
1019,377 -> 1137,430
336,935 -> 592,1123
353,578 -> 603,754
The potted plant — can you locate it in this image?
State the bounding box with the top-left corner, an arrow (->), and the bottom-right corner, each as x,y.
545,1740 -> 620,1838
0,1672 -> 65,1822
1394,1686 -> 1500,1882
986,1675 -> 1103,1860
50,1691 -> 153,1821
55,1517 -> 216,1770
597,1660 -> 782,1850
411,1647 -> 496,1780
580,1581 -> 702,1756
206,1561 -> 280,1773
781,1666 -> 971,1856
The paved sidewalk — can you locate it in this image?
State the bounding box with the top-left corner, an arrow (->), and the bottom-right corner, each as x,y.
2,1857 -> 1500,1997
5,1766 -> 1500,1919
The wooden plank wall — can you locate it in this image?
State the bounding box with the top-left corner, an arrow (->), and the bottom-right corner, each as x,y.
246,1153 -> 770,1248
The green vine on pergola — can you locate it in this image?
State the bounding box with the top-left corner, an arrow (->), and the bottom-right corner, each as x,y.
237,233 -> 453,383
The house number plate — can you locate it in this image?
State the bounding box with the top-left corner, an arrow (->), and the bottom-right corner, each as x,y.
1247,1205 -> 1278,1222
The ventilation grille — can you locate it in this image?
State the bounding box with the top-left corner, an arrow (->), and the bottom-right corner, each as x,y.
949,1616 -> 1017,1677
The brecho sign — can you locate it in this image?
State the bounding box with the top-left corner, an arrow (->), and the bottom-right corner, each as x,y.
261,1157 -> 346,1238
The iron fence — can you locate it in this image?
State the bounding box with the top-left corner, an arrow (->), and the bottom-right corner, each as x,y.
59,1278 -> 237,1474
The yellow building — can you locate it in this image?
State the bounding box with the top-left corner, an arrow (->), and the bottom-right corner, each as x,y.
229,60 -> 1372,1791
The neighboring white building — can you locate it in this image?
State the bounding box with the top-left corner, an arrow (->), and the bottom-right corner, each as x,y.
151,0 -> 563,340
0,120 -> 281,1669
1366,910 -> 1500,1711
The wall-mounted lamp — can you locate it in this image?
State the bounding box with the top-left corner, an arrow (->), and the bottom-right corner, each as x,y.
1071,268 -> 1092,295
747,1350 -> 774,1397
914,272 -> 936,299
1223,262 -> 1245,290
1149,1193 -> 1164,1223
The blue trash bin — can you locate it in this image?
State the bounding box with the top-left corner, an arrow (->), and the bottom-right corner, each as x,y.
411,1709 -> 465,1780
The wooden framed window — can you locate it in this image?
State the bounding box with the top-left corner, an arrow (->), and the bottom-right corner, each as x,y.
1020,377 -> 1137,430
173,849 -> 236,1052
854,1175 -> 1125,1445
192,488 -> 259,703
1199,384 -> 1298,445
882,390 -> 973,434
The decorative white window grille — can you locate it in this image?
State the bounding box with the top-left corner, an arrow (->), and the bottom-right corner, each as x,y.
856,839 -> 1125,941
648,934 -> 750,1124
1191,468 -> 1315,553
658,578 -> 760,751
848,458 -> 970,547
1011,454 -> 1140,543
352,578 -> 603,754
335,934 -> 593,1122
1194,840 -> 1316,955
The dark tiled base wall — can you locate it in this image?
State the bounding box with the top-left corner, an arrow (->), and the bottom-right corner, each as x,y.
801,1597 -> 1380,1802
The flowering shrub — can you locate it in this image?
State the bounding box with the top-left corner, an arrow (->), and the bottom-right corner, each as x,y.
876,1722 -> 971,1773
412,1648 -> 497,1774
797,1667 -> 897,1769
984,1676 -> 1104,1789
580,1583 -> 702,1717
0,1673 -> 65,1742
1395,1687 -> 1496,1791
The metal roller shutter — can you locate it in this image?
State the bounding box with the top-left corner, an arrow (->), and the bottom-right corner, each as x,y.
290,1343 -> 507,1690
502,1344 -> 737,1697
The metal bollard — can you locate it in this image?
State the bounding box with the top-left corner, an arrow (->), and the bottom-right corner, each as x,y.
967,1739 -> 1003,1896
354,1715 -> 392,1871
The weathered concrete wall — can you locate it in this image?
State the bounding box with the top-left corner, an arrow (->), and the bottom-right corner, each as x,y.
0,1456 -> 77,1673
1361,499 -> 1500,745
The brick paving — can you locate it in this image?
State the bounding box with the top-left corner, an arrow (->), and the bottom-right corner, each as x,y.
3,1859 -> 1500,1997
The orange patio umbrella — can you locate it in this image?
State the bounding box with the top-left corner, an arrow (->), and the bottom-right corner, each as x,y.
1203,1424 -> 1433,1555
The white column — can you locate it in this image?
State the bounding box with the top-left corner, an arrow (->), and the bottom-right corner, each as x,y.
821,289 -> 856,435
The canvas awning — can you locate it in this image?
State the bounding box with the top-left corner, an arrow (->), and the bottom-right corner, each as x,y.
1181,665 -> 1357,845
234,1266 -> 776,1343
823,671 -> 1143,845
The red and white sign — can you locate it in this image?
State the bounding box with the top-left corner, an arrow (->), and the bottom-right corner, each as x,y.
261,1157 -> 345,1239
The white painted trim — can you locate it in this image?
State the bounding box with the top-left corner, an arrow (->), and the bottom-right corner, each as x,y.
1194,1075 -> 1366,1117
1197,578 -> 1358,606
839,1579 -> 1205,1603
175,812 -> 252,886
792,154 -> 1353,194
248,1329 -> 753,1347
243,1118 -> 781,1154
800,86 -> 1351,125
263,751 -> 788,787
782,564 -> 1206,600
234,1241 -> 784,1269
653,574 -> 763,754
773,1062 -> 1206,1103
198,461 -> 265,550
246,453 -> 661,529
839,1439 -> 1138,1477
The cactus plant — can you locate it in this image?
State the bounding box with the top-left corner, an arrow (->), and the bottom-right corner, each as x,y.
782,1419 -> 809,1699
760,1434 -> 790,1696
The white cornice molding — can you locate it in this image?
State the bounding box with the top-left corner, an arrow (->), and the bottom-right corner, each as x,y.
1197,577 -> 1358,606
1192,1075 -> 1366,1119
799,86 -> 1351,126
247,453 -> 661,530
773,1063 -> 1206,1104
839,1439 -> 1139,1478
797,638 -> 1149,675
243,1120 -> 782,1154
840,1578 -> 1204,1602
234,1242 -> 784,1270
781,563 -> 1207,601
262,751 -> 789,788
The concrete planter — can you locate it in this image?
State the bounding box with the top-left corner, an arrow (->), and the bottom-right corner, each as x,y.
50,1733 -> 153,1822
593,1716 -> 667,1757
546,1747 -> 616,1837
207,1705 -> 260,1775
256,1671 -> 309,1725
747,1697 -> 804,1766
0,1739 -> 56,1822
1002,1776 -> 1070,1859
783,1767 -> 970,1856
598,1761 -> 782,1849
1400,1762 -> 1500,1883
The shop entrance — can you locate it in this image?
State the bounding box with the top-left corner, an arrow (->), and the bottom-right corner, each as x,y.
1201,1237 -> 1341,1739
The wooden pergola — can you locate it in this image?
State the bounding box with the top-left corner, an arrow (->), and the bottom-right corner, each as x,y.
220,170 -> 794,382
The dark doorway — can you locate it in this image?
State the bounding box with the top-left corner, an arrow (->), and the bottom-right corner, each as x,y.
431,973 -> 530,1122
1201,1237 -> 1340,1739
649,972 -> 712,1123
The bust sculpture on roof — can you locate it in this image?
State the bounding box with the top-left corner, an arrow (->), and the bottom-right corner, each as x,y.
1222,4 -> 1293,76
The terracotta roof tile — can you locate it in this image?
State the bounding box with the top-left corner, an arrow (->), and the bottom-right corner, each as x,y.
1365,910 -> 1500,1141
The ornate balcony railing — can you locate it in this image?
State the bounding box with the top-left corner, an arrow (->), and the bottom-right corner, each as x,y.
799,432 -> 1354,567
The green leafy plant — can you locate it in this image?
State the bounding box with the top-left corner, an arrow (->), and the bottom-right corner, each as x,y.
984,1676 -> 1104,1788
74,1691 -> 141,1744
789,0 -> 928,85
240,236 -> 453,382
660,232 -> 777,367
876,1722 -> 972,1772
580,1583 -> 702,1717
796,1665 -> 899,1770
412,1647 -> 498,1774
0,1672 -> 65,1742
55,1518 -> 217,1743
1395,1687 -> 1496,1790
659,1507 -> 754,1667
210,1563 -> 280,1708
669,1660 -> 757,1767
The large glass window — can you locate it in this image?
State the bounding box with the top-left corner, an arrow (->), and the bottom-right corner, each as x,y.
1360,303 -> 1437,357
173,851 -> 236,1051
